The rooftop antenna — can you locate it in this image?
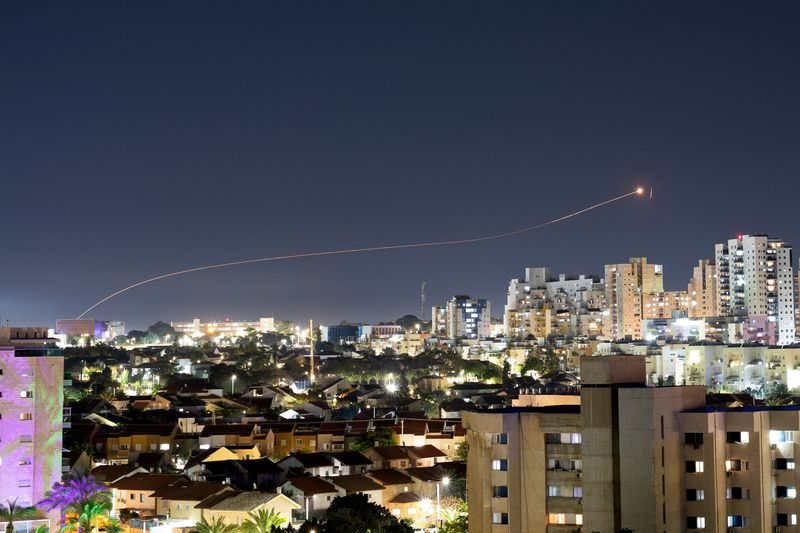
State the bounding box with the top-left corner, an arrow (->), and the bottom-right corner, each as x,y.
420,282 -> 426,321
309,319 -> 315,383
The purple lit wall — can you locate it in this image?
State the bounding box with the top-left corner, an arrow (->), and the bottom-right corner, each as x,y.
0,348 -> 64,510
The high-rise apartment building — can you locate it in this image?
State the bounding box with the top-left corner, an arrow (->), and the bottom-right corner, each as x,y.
432,295 -> 491,339
504,268 -> 604,338
466,353 -> 800,532
687,259 -> 719,318
464,356 -> 707,533
603,258 -> 664,340
0,328 -> 64,509
714,234 -> 795,344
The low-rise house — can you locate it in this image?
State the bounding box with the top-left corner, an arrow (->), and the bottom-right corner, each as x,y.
196,490 -> 300,526
201,458 -> 284,491
280,477 -> 342,519
277,453 -> 335,478
199,424 -> 256,448
362,444 -> 448,469
329,451 -> 372,475
97,423 -> 179,463
329,475 -> 385,505
366,468 -> 415,500
152,480 -> 231,525
109,473 -> 185,517
91,464 -> 148,485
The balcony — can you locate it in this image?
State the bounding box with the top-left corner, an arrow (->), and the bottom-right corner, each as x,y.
546,443 -> 581,458
547,496 -> 583,513
63,407 -> 71,429
546,469 -> 582,482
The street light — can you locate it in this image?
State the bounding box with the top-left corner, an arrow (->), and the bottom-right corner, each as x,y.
437,476 -> 450,523
231,374 -> 237,395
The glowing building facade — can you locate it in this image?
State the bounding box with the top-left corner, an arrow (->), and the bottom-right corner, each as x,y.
0,344 -> 64,508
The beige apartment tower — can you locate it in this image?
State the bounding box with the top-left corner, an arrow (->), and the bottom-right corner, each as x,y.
604,258 -> 664,340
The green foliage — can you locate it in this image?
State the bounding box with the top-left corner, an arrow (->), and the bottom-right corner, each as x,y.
147,321 -> 177,342
351,428 -> 397,451
193,516 -> 239,533
241,509 -> 286,533
455,441 -> 469,462
318,493 -> 413,533
0,499 -> 38,533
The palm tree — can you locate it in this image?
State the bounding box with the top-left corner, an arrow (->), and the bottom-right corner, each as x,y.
0,498 -> 38,533
240,509 -> 286,533
193,516 -> 238,533
101,518 -> 123,533
39,476 -> 111,533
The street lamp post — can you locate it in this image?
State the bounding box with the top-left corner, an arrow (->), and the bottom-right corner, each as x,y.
437,476 -> 450,524
231,374 -> 237,395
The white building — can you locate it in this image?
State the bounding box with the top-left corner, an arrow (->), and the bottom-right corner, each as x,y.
714,234 -> 795,345
432,295 -> 491,339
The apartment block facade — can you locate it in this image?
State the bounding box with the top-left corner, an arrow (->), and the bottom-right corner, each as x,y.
0,344 -> 64,507
464,356 -> 800,532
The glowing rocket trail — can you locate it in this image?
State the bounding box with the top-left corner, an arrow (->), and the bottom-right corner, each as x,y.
77,187 -> 646,319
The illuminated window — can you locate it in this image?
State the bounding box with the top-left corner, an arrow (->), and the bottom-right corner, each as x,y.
18,480 -> 30,488
19,413 -> 32,421
686,461 -> 704,473
19,435 -> 32,443
491,459 -> 508,471
687,516 -> 706,529
492,512 -> 509,524
19,391 -> 32,399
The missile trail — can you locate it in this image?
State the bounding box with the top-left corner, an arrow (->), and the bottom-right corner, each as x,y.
77,187 -> 645,319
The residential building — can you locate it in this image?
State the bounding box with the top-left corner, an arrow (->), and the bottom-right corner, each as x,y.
687,259 -> 718,318
604,257 -> 664,340
714,234 -> 795,345
0,340 -> 64,508
432,295 -> 491,339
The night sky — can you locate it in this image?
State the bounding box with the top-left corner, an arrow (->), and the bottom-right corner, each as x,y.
3,2 -> 800,329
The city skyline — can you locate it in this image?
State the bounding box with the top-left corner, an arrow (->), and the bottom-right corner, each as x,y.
4,3 -> 800,329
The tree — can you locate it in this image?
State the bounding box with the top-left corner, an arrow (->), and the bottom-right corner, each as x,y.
322,494 -> 413,533
241,509 -> 286,533
0,499 -> 38,533
147,321 -> 177,342
455,441 -> 469,462
39,476 -> 111,532
351,428 -> 397,451
103,519 -> 124,533
193,516 -> 238,533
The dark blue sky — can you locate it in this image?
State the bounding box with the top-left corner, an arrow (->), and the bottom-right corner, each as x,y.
3,2 -> 800,329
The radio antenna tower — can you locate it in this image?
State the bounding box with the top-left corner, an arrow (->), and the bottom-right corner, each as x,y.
420,282 -> 426,321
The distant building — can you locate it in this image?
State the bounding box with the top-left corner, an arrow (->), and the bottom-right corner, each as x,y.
603,257 -> 664,340
320,325 -> 359,345
432,295 -> 491,339
503,268 -> 605,339
687,259 -> 718,318
55,319 -> 124,341
171,317 -> 276,337
714,234 -> 795,345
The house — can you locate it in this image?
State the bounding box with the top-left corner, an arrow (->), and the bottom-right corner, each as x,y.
329,451 -> 372,475
96,423 -> 179,463
277,453 -> 335,478
109,473 -> 185,516
196,490 -> 300,526
439,398 -> 472,419
201,458 -> 284,492
127,451 -> 171,472
91,464 -> 148,485
362,445 -> 448,469
152,480 -> 231,525
365,469 -> 421,521
280,477 -> 342,519
199,424 -> 256,448
329,475 -> 385,505
279,401 -> 330,420
62,450 -> 92,479
315,377 -> 351,400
